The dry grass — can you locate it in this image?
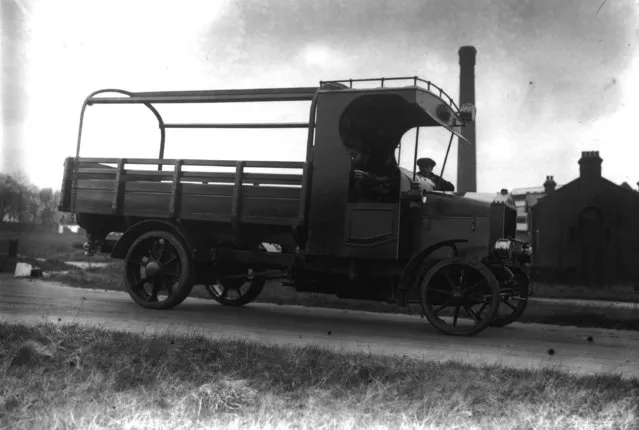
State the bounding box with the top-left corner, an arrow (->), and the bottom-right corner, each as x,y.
45,261 -> 124,291
0,322 -> 637,430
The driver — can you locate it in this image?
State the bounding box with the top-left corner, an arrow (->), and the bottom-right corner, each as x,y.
347,137 -> 398,200
416,158 -> 455,192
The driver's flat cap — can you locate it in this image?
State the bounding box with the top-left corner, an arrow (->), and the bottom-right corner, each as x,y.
417,158 -> 436,168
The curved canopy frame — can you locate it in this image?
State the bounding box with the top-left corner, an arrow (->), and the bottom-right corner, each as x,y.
75,89 -> 166,161
75,86 -> 319,170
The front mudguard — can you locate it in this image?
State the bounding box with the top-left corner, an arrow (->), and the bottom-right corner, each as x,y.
396,239 -> 468,307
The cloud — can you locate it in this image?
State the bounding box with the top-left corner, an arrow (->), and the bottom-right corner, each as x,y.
300,43 -> 347,69
4,0 -> 638,191
204,0 -> 637,123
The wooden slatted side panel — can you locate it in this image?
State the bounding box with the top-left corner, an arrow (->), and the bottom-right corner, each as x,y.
231,161 -> 245,228
77,157 -> 305,168
111,159 -> 126,215
169,160 -> 183,220
71,157 -> 306,225
74,179 -> 115,214
180,186 -> 233,221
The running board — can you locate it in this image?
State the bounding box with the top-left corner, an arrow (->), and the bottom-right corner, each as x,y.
219,269 -> 288,282
228,249 -> 296,268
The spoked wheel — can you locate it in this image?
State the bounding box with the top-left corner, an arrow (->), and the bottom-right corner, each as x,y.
489,268 -> 530,327
204,243 -> 267,307
124,230 -> 195,310
205,270 -> 266,307
419,258 -> 500,336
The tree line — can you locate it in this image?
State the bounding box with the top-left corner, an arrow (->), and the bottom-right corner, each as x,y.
0,172 -> 73,225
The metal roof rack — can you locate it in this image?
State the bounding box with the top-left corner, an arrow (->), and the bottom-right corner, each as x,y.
319,76 -> 460,114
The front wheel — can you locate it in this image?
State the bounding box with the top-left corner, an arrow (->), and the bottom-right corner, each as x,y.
419,258 -> 500,336
124,230 -> 195,310
489,268 -> 530,327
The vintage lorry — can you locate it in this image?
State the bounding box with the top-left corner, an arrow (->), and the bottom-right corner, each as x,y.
58,76 -> 532,336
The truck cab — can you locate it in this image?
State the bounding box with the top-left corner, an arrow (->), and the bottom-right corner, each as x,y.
305,79 -> 478,261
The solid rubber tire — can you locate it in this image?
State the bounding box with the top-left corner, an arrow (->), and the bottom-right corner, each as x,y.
124,230 -> 195,310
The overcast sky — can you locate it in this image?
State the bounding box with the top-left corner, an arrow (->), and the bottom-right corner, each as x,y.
1,0 -> 638,192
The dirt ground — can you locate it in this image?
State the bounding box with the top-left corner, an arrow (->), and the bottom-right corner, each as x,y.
1,275 -> 638,380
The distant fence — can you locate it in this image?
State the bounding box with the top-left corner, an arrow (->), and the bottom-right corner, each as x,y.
0,222 -> 85,235
530,266 -> 639,291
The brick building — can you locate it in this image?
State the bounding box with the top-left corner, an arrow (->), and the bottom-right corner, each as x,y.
511,179 -> 564,243
527,151 -> 639,286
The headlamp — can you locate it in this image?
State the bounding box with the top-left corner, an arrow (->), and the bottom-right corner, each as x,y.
460,103 -> 476,123
493,239 -> 513,259
493,239 -> 533,264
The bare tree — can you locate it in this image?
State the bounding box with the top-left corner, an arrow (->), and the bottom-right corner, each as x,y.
38,187 -> 59,225
0,172 -> 58,224
0,174 -> 21,221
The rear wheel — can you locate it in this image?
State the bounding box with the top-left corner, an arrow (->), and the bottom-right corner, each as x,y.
124,230 -> 195,310
205,272 -> 266,307
419,258 -> 500,336
204,243 -> 267,307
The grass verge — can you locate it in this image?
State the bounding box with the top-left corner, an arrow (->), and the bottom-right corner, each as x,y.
0,231 -> 87,261
1,322 -> 637,430
43,261 -> 639,331
531,282 -> 638,304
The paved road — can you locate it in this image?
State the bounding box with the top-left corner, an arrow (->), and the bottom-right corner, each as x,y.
1,275 -> 638,380
529,296 -> 638,309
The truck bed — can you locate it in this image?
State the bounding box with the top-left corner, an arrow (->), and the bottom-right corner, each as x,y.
60,158 -> 310,227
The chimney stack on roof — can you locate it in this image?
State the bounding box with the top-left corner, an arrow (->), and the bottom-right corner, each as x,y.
578,151 -> 602,181
621,182 -> 633,191
543,175 -> 557,193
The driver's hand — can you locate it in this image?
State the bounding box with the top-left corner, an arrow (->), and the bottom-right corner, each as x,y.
353,170 -> 367,181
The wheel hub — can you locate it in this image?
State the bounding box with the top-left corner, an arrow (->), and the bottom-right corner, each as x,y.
145,261 -> 162,277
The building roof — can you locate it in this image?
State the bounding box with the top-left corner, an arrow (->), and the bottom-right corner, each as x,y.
511,186 -> 544,195
461,192 -> 516,208
526,176 -> 639,214
525,193 -> 545,210
620,182 -> 636,192
513,151 -> 639,222
511,184 -> 564,196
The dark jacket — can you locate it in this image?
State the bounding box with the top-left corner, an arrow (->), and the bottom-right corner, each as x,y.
417,172 -> 455,192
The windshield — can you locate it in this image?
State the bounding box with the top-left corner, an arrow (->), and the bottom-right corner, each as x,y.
394,126 -> 457,191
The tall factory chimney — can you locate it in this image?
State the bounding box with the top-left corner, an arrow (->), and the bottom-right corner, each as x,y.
457,46 -> 477,193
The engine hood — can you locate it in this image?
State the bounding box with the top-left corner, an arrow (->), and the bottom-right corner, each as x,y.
420,191 -> 493,218
419,191 -> 516,216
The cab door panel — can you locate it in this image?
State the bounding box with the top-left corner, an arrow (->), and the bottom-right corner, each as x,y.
342,202 -> 399,259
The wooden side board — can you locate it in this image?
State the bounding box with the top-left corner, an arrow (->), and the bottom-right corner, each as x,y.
73,176 -> 303,226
